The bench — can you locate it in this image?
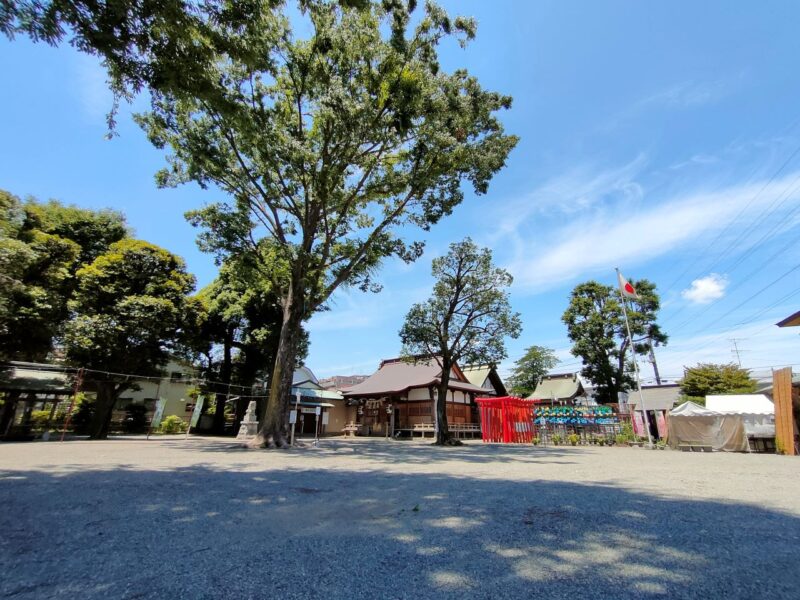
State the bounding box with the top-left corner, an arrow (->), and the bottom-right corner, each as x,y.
450,423 -> 482,439
412,423 -> 435,438
678,443 -> 713,452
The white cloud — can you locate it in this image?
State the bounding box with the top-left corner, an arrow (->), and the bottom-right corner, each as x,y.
494,155 -> 646,235
503,170 -> 800,292
639,75 -> 744,111
72,53 -> 113,121
681,274 -> 729,304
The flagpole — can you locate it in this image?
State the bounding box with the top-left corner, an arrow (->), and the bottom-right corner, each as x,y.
615,268 -> 654,449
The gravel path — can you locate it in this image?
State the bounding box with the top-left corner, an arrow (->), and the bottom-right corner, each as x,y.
1,436 -> 799,599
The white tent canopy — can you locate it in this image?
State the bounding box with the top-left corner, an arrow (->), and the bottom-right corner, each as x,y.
705,394 -> 775,438
668,401 -> 749,452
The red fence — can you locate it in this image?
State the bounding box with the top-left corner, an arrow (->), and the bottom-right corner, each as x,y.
476,396 -> 536,443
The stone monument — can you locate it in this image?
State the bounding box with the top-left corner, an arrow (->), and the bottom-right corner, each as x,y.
236,400 -> 259,442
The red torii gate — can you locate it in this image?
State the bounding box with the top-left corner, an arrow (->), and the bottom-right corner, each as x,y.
476,396 -> 536,444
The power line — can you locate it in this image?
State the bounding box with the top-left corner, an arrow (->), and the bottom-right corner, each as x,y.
659,130 -> 800,299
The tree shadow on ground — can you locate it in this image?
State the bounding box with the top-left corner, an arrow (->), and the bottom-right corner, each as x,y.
180,436 -> 581,466
1,461 -> 798,599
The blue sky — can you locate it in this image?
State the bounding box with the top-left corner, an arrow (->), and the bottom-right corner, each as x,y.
2,0 -> 800,383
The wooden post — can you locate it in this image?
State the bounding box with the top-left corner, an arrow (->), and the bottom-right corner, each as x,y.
773,367 -> 795,456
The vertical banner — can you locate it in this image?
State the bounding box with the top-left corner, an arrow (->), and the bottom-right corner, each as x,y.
190,396 -> 205,428
147,398 -> 167,439
186,396 -> 205,438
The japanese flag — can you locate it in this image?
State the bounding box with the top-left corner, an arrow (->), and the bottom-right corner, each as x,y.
617,271 -> 639,299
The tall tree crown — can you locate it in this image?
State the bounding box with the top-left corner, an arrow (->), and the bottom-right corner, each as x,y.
562,279 -> 667,403
133,0 -> 517,310
399,238 -> 521,368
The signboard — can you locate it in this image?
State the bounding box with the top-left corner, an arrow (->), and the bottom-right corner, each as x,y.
301,407 -> 317,414
151,398 -> 167,430
315,406 -> 321,416
322,412 -> 330,426
289,410 -> 297,424
189,395 -> 205,428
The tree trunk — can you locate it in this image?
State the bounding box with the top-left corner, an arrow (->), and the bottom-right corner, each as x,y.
0,391 -> 21,439
434,363 -> 462,446
87,381 -> 123,440
252,283 -> 304,449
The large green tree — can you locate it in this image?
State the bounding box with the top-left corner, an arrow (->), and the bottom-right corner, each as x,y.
678,363 -> 757,404
63,239 -> 197,438
1,0 -> 279,130
399,239 -> 521,445
0,190 -> 127,361
130,1 -> 517,447
506,345 -> 559,397
191,253 -> 303,435
562,280 -> 667,404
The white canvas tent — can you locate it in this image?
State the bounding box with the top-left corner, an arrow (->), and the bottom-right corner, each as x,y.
668,401 -> 749,452
705,394 -> 775,438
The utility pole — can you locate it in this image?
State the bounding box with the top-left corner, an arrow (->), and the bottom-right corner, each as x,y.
729,338 -> 744,367
648,336 -> 662,385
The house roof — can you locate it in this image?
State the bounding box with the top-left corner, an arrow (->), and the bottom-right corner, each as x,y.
462,365 -> 491,388
0,362 -> 74,394
628,384 -> 681,411
527,373 -> 584,401
292,366 -> 321,389
705,394 -> 774,415
342,357 -> 486,397
777,309 -> 800,327
461,365 -> 507,396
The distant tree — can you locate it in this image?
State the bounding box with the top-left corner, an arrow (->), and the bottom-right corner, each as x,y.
399,239 -> 521,445
506,345 -> 559,397
63,239 -> 196,439
562,280 -> 666,404
0,190 -> 127,361
679,363 -> 757,402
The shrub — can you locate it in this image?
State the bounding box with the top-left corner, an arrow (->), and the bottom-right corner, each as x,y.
551,434 -> 562,446
159,415 -> 187,434
567,433 -> 580,446
29,410 -> 51,428
615,434 -> 629,445
531,437 -> 540,446
69,395 -> 95,434
621,421 -> 633,439
123,404 -> 148,433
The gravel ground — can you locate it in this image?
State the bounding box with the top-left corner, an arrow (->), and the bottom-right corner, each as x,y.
1,436 -> 800,599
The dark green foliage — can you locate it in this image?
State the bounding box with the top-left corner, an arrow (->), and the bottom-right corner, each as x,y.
400,238 -> 521,444
64,239 -> 197,438
562,280 -> 667,404
0,190 -> 128,361
123,404 -> 148,433
69,397 -> 95,435
506,346 -> 559,397
678,363 -> 757,399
